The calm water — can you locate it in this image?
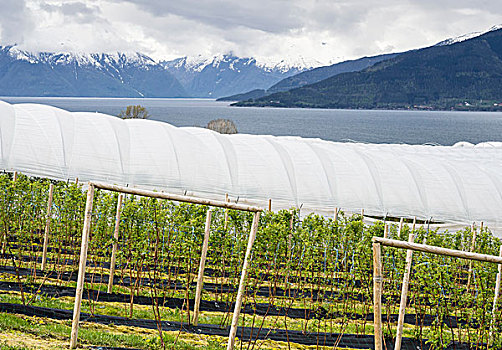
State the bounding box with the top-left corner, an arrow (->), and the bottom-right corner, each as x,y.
2,97 -> 502,145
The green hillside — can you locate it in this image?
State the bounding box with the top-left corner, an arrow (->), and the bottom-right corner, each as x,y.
235,29 -> 502,110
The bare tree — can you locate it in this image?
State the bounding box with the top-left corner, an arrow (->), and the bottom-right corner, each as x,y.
207,118 -> 238,134
118,105 -> 150,119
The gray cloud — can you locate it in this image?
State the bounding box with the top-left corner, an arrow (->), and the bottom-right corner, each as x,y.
1,0 -> 501,66
0,0 -> 33,45
113,0 -> 303,33
40,2 -> 101,24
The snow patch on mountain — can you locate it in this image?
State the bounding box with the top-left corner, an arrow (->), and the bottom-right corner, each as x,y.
255,56 -> 322,72
436,24 -> 502,46
1,46 -> 157,69
164,53 -> 320,74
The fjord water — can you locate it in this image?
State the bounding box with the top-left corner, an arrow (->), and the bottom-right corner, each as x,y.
3,97 -> 502,145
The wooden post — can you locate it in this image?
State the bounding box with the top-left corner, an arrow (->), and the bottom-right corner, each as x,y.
41,183 -> 54,271
268,199 -> 272,212
69,184 -> 95,349
224,193 -> 229,230
398,218 -> 404,237
334,208 -> 338,222
467,222 -> 477,290
107,193 -> 124,293
373,242 -> 383,350
489,245 -> 502,345
1,172 -> 18,255
193,209 -> 212,326
361,209 -> 364,219
227,211 -> 260,350
384,223 -> 389,239
394,232 -> 415,350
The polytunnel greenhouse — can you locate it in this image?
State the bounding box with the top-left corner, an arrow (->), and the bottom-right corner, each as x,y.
1,100 -> 502,350
0,101 -> 501,233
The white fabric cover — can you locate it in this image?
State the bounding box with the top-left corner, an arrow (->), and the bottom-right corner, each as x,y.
1,101 -> 501,233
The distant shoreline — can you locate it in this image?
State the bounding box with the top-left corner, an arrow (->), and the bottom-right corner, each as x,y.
231,101 -> 502,112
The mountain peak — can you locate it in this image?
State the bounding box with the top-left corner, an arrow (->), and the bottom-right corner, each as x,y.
0,45 -> 156,68
435,24 -> 502,46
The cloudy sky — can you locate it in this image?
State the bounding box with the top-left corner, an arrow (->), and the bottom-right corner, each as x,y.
1,0 -> 502,66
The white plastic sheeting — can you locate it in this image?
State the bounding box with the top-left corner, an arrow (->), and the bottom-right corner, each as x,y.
1,101 -> 502,233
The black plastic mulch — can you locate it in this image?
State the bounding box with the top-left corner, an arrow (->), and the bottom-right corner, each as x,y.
0,280 -> 477,329
0,301 -> 431,349
0,265 -> 368,300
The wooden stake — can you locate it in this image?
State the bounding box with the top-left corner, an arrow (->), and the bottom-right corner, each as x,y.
467,222 -> 477,290
268,198 -> 272,212
334,208 -> 338,222
288,210 -> 294,255
107,193 -> 124,294
224,193 -> 229,229
398,218 -> 404,237
381,223 -> 389,276
70,184 -> 95,349
373,242 -> 383,350
227,211 -> 260,350
193,209 -> 212,326
41,184 -> 54,271
2,172 -> 19,255
361,209 -> 365,220
489,245 -> 502,345
394,232 -> 415,350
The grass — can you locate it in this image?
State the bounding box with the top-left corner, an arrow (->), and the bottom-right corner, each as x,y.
0,311 -> 228,349
0,311 -> 341,350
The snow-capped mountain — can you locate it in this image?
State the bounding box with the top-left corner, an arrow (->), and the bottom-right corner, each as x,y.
161,54 -> 311,98
436,24 -> 502,46
0,46 -> 313,98
255,56 -> 322,73
0,46 -> 186,97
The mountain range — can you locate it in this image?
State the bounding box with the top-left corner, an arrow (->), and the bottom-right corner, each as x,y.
0,47 -> 187,97
0,47 -> 312,98
2,26 -> 502,109
161,54 -> 308,98
217,52 -> 398,101
234,26 -> 502,110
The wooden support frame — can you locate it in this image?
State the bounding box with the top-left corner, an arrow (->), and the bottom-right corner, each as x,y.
372,236 -> 502,350
467,222 -> 477,290
394,231 -> 415,350
107,193 -> 124,293
372,242 -> 383,350
69,181 -> 261,349
70,184 -> 95,349
227,211 -> 261,350
41,183 -> 54,271
192,209 -> 212,326
90,182 -> 262,212
489,245 -> 502,345
224,193 -> 229,229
